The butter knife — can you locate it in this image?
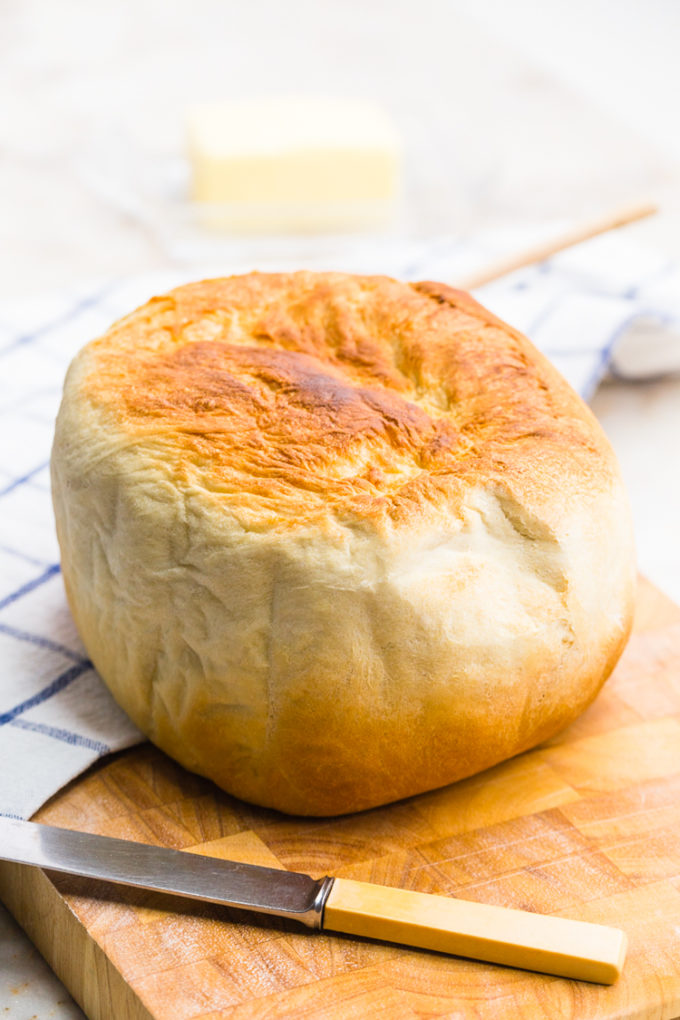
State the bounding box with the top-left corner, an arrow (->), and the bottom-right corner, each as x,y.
0,817 -> 626,984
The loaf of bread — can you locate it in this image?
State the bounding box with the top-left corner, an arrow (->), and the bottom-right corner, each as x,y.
51,272 -> 635,815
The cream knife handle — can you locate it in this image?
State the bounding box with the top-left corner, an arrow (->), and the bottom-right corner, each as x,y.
322,878 -> 626,984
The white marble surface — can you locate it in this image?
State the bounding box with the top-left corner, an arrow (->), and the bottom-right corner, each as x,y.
1,1 -> 679,1016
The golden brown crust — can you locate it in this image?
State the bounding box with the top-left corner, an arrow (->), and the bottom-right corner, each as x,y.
84,272 -> 615,532
51,272 -> 636,816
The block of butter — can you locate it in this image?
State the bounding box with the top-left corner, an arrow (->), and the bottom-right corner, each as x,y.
186,96 -> 402,234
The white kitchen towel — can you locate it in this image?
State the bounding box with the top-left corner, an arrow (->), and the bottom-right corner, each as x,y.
1,231 -> 679,820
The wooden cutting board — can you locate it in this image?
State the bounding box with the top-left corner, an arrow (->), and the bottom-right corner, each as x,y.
2,576 -> 680,1019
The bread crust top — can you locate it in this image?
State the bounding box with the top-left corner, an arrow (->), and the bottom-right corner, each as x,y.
80,271 -> 615,534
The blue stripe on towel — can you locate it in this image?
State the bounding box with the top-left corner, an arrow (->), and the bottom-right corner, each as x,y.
0,563 -> 61,612
0,620 -> 89,664
0,543 -> 51,568
0,661 -> 91,726
0,282 -> 118,357
0,460 -> 51,499
9,717 -> 110,755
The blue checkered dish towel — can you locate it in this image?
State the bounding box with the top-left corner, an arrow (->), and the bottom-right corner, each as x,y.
1,231 -> 679,820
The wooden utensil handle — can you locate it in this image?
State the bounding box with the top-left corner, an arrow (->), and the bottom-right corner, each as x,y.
459,200 -> 657,290
323,877 -> 627,984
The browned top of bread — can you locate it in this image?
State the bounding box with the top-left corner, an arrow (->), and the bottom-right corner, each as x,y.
83,271 -> 612,531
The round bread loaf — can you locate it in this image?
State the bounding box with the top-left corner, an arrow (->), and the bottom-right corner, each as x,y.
51,272 -> 635,816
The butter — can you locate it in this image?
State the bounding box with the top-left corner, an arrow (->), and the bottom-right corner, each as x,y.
186,96 -> 401,233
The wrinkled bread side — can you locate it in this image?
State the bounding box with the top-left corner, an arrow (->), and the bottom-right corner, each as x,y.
51,272 -> 635,815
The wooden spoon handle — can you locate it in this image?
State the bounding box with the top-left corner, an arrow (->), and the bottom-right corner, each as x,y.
459,200 -> 658,290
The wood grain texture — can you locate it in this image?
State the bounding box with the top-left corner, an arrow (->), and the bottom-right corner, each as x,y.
2,575 -> 680,1019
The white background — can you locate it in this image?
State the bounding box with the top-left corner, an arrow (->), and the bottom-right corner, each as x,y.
1,1 -> 679,1015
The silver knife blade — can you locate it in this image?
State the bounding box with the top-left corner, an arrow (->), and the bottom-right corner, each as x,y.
0,817 -> 333,928
0,817 -> 629,983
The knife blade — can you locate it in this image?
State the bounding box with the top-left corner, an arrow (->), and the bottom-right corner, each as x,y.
0,817 -> 626,984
